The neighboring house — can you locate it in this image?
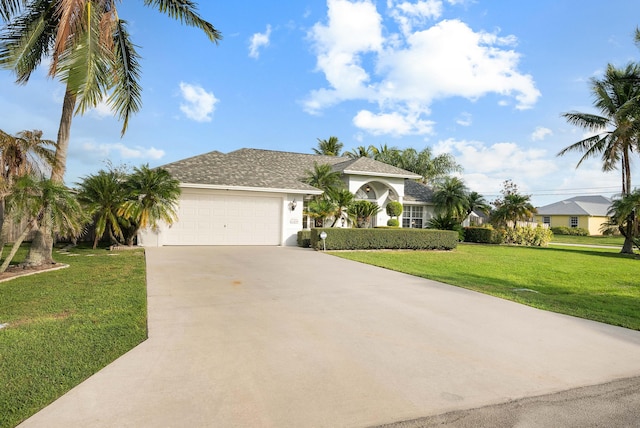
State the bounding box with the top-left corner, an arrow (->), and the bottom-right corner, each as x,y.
138,148 -> 436,246
535,195 -> 612,235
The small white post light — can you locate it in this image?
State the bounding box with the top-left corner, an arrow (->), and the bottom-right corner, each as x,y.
319,231 -> 327,251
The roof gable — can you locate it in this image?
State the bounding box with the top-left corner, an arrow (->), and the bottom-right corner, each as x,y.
537,195 -> 612,216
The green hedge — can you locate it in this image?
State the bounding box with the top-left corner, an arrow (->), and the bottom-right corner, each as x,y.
309,228 -> 458,250
464,227 -> 500,244
551,226 -> 589,236
297,230 -> 311,248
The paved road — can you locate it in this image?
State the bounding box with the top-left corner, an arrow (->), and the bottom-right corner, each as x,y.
19,246 -> 640,427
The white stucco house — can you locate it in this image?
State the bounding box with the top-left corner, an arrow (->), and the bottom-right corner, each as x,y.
138,149 -> 437,246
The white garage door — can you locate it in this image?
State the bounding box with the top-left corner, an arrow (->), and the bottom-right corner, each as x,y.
163,191 -> 282,245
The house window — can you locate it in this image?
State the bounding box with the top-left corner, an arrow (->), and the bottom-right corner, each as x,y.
543,216 -> 550,225
570,216 -> 578,228
402,205 -> 423,228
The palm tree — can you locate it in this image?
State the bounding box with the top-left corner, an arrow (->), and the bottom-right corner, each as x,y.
466,191 -> 491,219
1,0 -> 220,263
2,175 -> 85,272
119,165 -> 181,246
432,177 -> 469,222
605,189 -> 640,251
491,193 -> 537,229
312,136 -> 343,156
326,188 -> 355,227
76,168 -> 129,249
347,200 -> 380,228
304,198 -> 336,228
558,63 -> 640,253
392,147 -> 462,184
0,129 -> 56,254
345,145 -> 376,159
373,144 -> 400,165
303,162 -> 344,196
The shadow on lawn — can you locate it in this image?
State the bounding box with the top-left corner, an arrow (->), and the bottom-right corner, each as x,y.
533,245 -> 640,260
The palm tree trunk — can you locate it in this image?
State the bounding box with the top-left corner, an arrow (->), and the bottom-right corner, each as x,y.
0,218 -> 37,273
25,87 -> 77,266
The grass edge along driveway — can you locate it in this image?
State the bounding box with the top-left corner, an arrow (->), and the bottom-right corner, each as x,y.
332,244 -> 640,331
0,246 -> 147,428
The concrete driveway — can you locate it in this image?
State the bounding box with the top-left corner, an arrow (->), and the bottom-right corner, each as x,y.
20,246 -> 640,427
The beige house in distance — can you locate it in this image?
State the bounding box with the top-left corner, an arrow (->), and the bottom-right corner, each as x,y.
535,195 -> 612,235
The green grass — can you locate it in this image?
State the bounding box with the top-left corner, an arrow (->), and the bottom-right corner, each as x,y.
550,234 -> 625,246
332,244 -> 640,330
0,245 -> 147,428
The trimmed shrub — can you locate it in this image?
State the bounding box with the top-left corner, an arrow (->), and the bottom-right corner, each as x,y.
387,218 -> 400,227
551,226 -> 589,236
386,201 -> 403,218
464,226 -> 500,244
309,228 -> 458,251
297,230 -> 311,248
501,225 -> 553,246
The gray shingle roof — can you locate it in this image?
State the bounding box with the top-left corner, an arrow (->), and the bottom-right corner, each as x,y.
403,179 -> 435,203
536,195 -> 612,216
160,148 -> 421,192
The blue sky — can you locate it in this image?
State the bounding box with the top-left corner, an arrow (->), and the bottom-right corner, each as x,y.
2,0 -> 640,206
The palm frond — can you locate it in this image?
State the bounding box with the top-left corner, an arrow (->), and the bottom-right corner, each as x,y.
108,19 -> 141,136
143,0 -> 222,43
1,0 -> 25,21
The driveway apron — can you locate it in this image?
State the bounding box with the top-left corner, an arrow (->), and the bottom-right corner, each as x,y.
19,246 -> 640,427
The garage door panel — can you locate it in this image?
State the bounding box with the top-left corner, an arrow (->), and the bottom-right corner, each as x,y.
163,191 -> 282,245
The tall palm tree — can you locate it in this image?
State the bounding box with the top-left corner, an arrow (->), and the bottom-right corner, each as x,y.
312,136 -> 343,156
1,0 -> 220,263
76,168 -> 128,249
373,144 -> 400,165
558,63 -> 640,253
303,162 -> 344,196
2,174 -> 85,271
119,165 -> 180,246
1,0 -> 220,182
432,177 -> 469,222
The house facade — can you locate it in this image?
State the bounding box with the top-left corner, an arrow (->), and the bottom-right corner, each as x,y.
138,149 -> 436,246
535,195 -> 612,235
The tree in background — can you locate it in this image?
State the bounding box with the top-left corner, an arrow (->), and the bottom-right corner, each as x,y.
345,145 -> 377,159
491,180 -> 536,229
76,168 -> 129,249
313,136 -> 343,156
558,63 -> 640,254
119,165 -> 181,246
432,177 -> 469,222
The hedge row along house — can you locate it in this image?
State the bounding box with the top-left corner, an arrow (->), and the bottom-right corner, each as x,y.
138,149 -> 437,246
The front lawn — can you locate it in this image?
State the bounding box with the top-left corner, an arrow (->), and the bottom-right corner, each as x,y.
550,234 -> 625,246
0,246 -> 147,428
332,244 -> 640,330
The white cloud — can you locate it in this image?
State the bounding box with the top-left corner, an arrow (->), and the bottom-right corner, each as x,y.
90,99 -> 112,118
456,112 -> 472,126
305,2 -> 540,136
249,25 -> 272,59
353,109 -> 435,136
531,126 -> 552,141
178,82 -> 218,122
80,142 -> 165,160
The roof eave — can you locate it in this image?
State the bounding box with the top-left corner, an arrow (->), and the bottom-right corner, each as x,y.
342,170 -> 422,179
179,182 -> 323,195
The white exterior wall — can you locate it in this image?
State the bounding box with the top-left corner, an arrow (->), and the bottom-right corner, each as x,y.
343,175 -> 406,227
138,188 -> 307,247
